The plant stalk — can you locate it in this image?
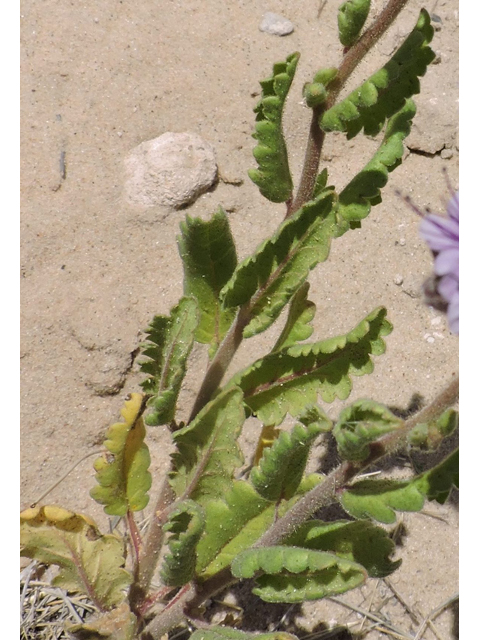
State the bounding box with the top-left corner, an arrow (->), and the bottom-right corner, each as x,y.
291,0 -> 411,214
180,376 -> 459,615
188,304 -> 251,422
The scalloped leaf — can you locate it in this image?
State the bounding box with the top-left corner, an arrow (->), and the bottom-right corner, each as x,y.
272,282 -> 316,352
231,546 -> 367,603
20,506 -> 132,610
340,448 -> 459,523
196,476 -> 324,580
196,480 -> 273,578
160,500 -> 206,587
286,519 -> 400,578
335,98 -> 417,229
333,399 -> 402,461
248,52 -> 300,203
323,9 -> 435,137
178,208 -> 238,357
169,387 -> 245,505
408,408 -> 458,449
140,297 -> 199,426
231,306 -> 392,426
190,629 -> 298,640
67,603 -> 137,640
220,190 -> 337,338
251,422 -> 327,501
338,0 -> 371,47
90,394 -> 151,516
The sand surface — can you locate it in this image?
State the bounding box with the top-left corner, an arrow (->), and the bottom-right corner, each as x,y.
21,1 -> 458,638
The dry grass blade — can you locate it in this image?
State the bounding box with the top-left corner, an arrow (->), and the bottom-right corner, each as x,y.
327,595 -> 415,640
413,594 -> 459,640
20,562 -> 97,640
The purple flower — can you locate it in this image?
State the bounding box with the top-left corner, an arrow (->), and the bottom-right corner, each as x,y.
419,192 -> 459,334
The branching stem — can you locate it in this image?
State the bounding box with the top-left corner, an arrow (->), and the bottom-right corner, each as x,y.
142,374 -> 458,637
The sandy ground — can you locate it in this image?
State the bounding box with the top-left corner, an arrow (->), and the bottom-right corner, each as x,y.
21,0 -> 458,638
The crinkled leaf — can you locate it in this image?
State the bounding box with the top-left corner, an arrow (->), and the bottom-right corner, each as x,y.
20,506 -> 132,610
90,394 -> 151,516
67,603 -> 137,640
251,422 -> 327,501
298,404 -> 334,433
248,52 -> 300,203
408,408 -> 458,449
323,9 -> 434,137
140,297 -> 199,426
169,387 -> 245,505
220,190 -> 337,338
286,519 -> 400,578
196,480 -> 273,578
178,208 -> 237,357
338,0 -> 371,47
333,399 -> 402,461
160,500 -> 206,587
341,449 -> 459,523
336,99 -> 417,229
190,629 -> 298,640
231,546 -> 367,603
272,282 -> 316,351
196,476 -> 324,580
232,307 -> 392,426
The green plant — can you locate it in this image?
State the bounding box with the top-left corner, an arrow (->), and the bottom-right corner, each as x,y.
20,2 -> 458,639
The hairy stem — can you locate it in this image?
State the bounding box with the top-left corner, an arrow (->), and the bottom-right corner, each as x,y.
188,305 -> 251,422
141,583 -> 195,640
182,374 -> 458,620
291,0 -> 410,214
136,477 -> 175,595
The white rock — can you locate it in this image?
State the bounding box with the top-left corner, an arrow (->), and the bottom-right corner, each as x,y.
259,12 -> 294,36
124,132 -> 217,208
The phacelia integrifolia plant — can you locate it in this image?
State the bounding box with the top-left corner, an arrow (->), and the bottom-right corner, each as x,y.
21,2 -> 458,639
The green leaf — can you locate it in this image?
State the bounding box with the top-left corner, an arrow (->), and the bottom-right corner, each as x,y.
196,477 -> 324,580
90,394 -> 151,516
169,387 -> 245,505
272,282 -> 316,352
286,519 -> 400,578
190,629 -> 298,640
232,306 -> 392,426
20,506 -> 132,610
298,404 -> 334,433
338,0 -> 371,47
140,297 -> 199,426
196,480 -> 273,578
341,449 -> 459,523
336,99 -> 417,228
231,546 -> 367,602
220,190 -> 337,338
333,399 -> 402,461
251,422 -> 326,501
323,9 -> 435,137
408,408 -> 458,449
248,52 -> 300,203
160,500 -> 206,587
178,208 -> 238,357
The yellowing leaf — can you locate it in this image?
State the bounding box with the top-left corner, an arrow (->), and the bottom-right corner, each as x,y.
91,393 -> 152,516
20,506 -> 132,610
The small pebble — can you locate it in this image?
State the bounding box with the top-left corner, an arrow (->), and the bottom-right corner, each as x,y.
260,12 -> 294,36
424,334 -> 435,344
398,238 -> 406,246
393,274 -> 404,286
441,148 -> 454,160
